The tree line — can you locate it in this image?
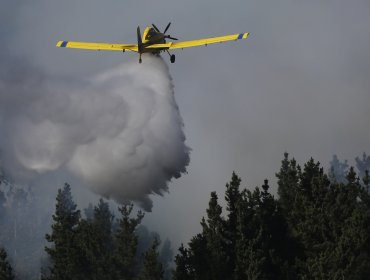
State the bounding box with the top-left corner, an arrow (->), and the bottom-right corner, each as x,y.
173,153 -> 370,279
41,183 -> 172,280
1,152 -> 370,279
0,182 -> 172,280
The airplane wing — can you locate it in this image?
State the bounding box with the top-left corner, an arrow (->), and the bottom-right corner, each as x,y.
56,41 -> 138,52
167,32 -> 249,50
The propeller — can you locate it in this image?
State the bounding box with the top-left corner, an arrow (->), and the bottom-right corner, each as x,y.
151,22 -> 178,40
152,23 -> 160,33
164,22 -> 171,34
137,26 -> 143,63
166,36 -> 178,40
137,26 -> 143,50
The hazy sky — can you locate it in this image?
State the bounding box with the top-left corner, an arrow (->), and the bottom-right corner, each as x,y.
2,0 -> 370,247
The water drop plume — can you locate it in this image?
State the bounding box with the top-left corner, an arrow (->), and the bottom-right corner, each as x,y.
0,54 -> 190,211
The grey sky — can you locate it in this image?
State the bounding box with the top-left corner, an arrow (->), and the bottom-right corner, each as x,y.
2,0 -> 370,247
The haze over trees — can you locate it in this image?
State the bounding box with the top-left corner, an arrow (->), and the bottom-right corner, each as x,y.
1,152 -> 370,279
42,184 -> 170,280
0,181 -> 173,280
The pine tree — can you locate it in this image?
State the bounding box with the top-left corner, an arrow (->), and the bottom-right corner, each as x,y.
224,172 -> 241,277
201,192 -> 228,280
74,199 -> 115,280
173,244 -> 191,280
139,238 -> 164,280
174,172 -> 296,280
113,204 -> 144,280
239,228 -> 266,280
44,183 -> 81,280
0,247 -> 14,280
94,199 -> 114,251
174,194 -> 225,280
173,158 -> 370,280
74,219 -> 100,279
277,157 -> 370,279
173,233 -> 210,280
187,233 -> 209,280
92,199 -> 114,278
276,152 -> 301,215
235,181 -> 293,280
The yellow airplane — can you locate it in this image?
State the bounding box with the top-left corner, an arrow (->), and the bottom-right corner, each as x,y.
56,23 -> 249,64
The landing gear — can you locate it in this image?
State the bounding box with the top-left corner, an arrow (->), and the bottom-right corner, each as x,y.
166,50 -> 176,64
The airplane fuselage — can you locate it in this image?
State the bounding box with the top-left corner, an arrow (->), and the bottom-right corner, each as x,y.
141,27 -> 166,53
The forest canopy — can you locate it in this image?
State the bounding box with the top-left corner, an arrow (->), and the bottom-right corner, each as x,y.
1,153 -> 370,279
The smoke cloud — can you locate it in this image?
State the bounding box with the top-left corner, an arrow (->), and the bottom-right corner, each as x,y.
0,54 -> 190,211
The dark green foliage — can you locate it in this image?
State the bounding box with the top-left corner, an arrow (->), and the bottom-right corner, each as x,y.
201,192 -> 228,280
1,171 -> 174,280
3,152 -> 370,279
43,187 -> 177,280
93,198 -> 114,251
174,192 -> 228,280
44,183 -> 81,280
175,155 -> 370,280
173,244 -> 192,280
74,199 -> 114,279
139,238 -> 164,280
0,247 -> 14,280
174,173 -> 293,280
277,154 -> 370,279
113,204 -> 144,280
74,219 -> 101,278
276,152 -> 301,214
173,233 -> 210,280
235,180 -> 294,280
187,233 -> 209,279
43,187 -> 175,280
224,172 -> 241,275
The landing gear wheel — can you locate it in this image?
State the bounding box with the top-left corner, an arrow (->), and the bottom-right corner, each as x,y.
139,58 -> 142,64
170,54 -> 176,63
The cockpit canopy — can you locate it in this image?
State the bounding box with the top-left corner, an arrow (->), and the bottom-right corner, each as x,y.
146,28 -> 157,39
